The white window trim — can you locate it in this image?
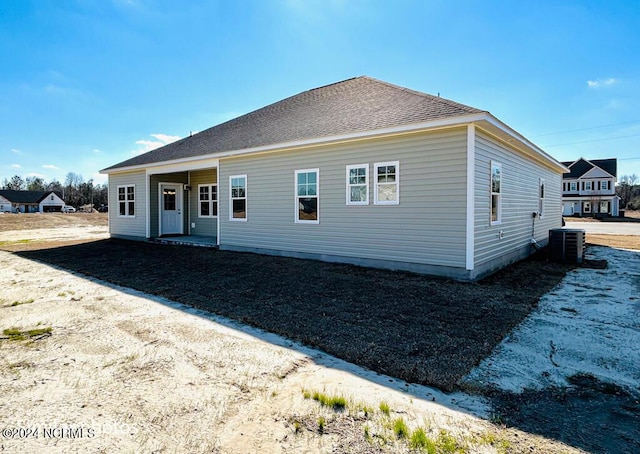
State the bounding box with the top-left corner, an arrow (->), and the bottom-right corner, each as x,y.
539,178 -> 545,219
346,164 -> 369,205
490,161 -> 502,226
198,183 -> 218,218
229,175 -> 247,222
373,161 -> 400,205
295,168 -> 320,224
117,184 -> 135,218
570,181 -> 577,191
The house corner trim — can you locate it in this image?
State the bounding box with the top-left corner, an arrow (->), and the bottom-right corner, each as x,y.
466,124 -> 475,271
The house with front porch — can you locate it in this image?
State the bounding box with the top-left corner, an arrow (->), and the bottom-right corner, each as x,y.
561,158 -> 619,217
101,76 -> 567,281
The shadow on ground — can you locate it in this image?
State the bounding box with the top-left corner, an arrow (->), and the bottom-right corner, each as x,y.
14,239 -> 640,452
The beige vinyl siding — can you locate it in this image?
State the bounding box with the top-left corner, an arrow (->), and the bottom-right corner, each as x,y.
474,132 -> 562,267
108,171 -> 147,238
219,128 -> 468,268
149,172 -> 188,237
189,168 -> 218,238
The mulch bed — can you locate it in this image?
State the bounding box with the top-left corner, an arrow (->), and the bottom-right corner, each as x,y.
13,239 -> 573,392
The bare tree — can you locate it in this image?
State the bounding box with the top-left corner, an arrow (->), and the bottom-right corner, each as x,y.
617,174 -> 639,209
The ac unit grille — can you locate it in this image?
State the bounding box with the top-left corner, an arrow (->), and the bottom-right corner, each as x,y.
549,228 -> 585,264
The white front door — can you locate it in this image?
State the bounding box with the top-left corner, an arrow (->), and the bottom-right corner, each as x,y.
160,183 -> 183,235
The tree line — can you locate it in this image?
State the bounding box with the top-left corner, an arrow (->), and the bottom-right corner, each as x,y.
1,173 -> 108,210
617,174 -> 640,210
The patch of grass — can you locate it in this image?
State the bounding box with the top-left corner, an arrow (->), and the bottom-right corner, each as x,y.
379,401 -> 390,416
302,389 -> 311,400
2,326 -> 52,341
317,416 -> 325,434
292,420 -> 302,434
0,239 -> 32,246
393,417 -> 409,439
57,292 -> 67,297
311,391 -> 347,411
436,430 -> 461,453
9,298 -> 34,307
477,431 -> 510,453
357,403 -> 375,418
409,427 -> 435,452
364,424 -> 371,442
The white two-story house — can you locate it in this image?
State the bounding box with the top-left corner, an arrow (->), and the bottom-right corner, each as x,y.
561,158 -> 619,217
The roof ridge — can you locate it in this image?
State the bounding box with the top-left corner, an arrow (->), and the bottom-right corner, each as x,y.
358,76 -> 485,113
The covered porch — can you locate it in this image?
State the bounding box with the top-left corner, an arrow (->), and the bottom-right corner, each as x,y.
147,165 -> 219,244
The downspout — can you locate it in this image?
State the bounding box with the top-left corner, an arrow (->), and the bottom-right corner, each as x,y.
530,211 -> 541,250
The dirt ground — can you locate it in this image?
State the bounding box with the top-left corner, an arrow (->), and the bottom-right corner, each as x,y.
0,239 -> 579,453
1,214 -> 638,452
0,212 -> 108,232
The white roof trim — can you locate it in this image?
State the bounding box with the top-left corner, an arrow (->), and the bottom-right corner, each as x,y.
102,112 -> 567,175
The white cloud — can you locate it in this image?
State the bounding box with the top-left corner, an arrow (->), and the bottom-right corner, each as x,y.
27,173 -> 45,178
11,148 -> 21,154
131,133 -> 181,155
93,149 -> 101,153
11,164 -> 21,168
42,164 -> 59,170
587,78 -> 616,88
150,133 -> 181,143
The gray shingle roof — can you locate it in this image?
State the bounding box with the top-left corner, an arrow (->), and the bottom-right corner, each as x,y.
0,190 -> 60,204
104,76 -> 484,171
561,158 -> 617,179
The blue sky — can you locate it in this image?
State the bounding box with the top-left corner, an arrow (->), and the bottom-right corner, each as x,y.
1,0 -> 639,185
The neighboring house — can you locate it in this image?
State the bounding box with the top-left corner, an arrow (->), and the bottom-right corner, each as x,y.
0,190 -> 66,213
560,158 -> 619,217
101,76 -> 568,281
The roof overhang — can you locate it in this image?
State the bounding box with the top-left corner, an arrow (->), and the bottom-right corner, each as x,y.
101,112 -> 568,175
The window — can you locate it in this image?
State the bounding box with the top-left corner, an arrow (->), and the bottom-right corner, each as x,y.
199,184 -> 217,217
585,181 -> 592,191
570,181 -> 577,191
490,162 -> 502,224
539,178 -> 545,218
374,161 -> 399,205
295,169 -> 319,223
583,201 -> 591,213
117,185 -> 135,217
346,164 -> 368,205
229,175 -> 247,221
600,201 -> 609,214
601,180 -> 609,191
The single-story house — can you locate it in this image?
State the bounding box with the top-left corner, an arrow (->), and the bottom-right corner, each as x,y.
101,76 -> 568,281
0,190 -> 66,213
561,157 -> 619,217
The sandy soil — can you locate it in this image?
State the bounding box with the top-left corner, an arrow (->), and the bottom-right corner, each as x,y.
0,250 -> 579,454
463,246 -> 640,453
2,218 -> 634,453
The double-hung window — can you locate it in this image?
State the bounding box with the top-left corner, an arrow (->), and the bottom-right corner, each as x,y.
374,161 -> 399,205
539,178 -> 545,218
490,162 -> 502,225
229,175 -> 247,221
570,181 -> 577,191
295,169 -> 319,223
346,164 -> 368,205
118,185 -> 135,217
199,184 -> 217,217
